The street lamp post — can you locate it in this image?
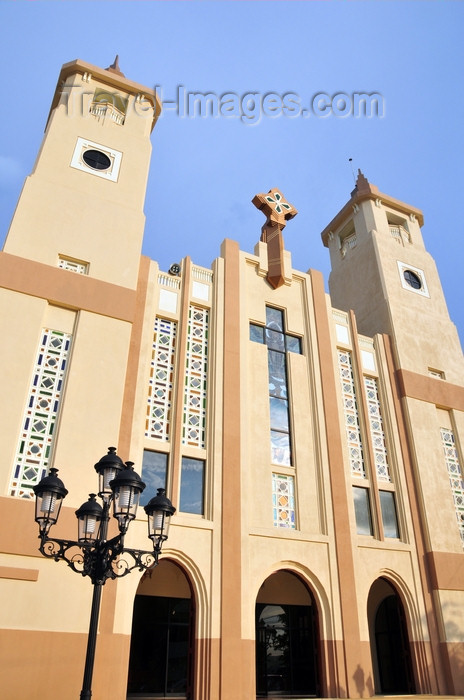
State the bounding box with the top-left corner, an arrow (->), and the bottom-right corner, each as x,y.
32,447 -> 176,700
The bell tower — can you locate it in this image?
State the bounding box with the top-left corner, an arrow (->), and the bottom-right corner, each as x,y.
321,171 -> 464,561
3,57 -> 161,290
0,57 -> 162,510
321,170 -> 463,383
321,173 -> 464,695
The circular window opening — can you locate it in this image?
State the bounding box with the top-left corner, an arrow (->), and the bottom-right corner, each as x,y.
403,269 -> 422,290
82,149 -> 111,171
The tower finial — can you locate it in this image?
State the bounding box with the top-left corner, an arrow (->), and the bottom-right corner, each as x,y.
252,187 -> 297,289
355,168 -> 370,192
106,55 -> 125,77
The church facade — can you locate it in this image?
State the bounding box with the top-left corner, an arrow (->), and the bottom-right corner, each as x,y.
0,58 -> 463,700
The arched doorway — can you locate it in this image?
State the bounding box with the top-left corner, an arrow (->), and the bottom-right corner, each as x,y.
127,559 -> 194,698
368,578 -> 415,695
256,571 -> 320,697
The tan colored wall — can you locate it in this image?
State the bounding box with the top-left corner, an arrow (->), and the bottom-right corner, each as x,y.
327,198 -> 463,384
405,398 -> 462,553
3,68 -> 154,289
0,628 -> 130,700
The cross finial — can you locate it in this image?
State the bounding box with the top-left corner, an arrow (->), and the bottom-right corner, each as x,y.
252,187 -> 298,231
351,168 -> 376,198
252,188 -> 297,289
355,168 -> 370,191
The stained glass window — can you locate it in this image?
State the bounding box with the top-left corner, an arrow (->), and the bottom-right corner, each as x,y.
270,432 -> 291,467
9,329 -> 72,498
270,397 -> 290,432
337,350 -> 365,478
182,306 -> 208,448
268,350 -> 288,399
250,308 -> 303,526
266,328 -> 286,352
146,318 -> 177,441
250,324 -> 264,344
250,307 -> 303,468
266,307 -> 284,332
272,473 -> 295,528
286,335 -> 302,354
440,428 -> 464,545
364,377 -> 391,482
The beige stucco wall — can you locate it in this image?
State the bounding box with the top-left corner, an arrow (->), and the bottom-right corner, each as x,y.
0,552 -> 93,633
4,69 -> 154,290
406,398 -> 463,553
327,198 -> 463,384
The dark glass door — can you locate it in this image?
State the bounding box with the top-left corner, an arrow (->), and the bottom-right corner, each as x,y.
256,603 -> 318,697
375,595 -> 415,694
127,595 -> 191,697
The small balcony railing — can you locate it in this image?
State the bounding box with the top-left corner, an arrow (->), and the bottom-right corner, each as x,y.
389,224 -> 410,244
90,101 -> 125,125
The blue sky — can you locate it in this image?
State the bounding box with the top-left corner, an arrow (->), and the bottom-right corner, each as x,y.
1,1 -> 463,346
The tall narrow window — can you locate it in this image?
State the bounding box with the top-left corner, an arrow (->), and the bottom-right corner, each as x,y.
182,306 -> 208,448
338,350 -> 366,478
250,307 -> 302,467
140,450 -> 168,507
379,491 -> 399,538
440,428 -> 464,545
269,345 -> 291,466
9,329 -> 72,498
353,486 -> 373,535
364,377 -> 391,482
146,318 -> 177,441
179,457 -> 205,515
251,307 -> 302,529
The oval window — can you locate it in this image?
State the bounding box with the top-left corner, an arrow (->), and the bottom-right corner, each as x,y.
403,269 -> 422,290
82,149 -> 111,171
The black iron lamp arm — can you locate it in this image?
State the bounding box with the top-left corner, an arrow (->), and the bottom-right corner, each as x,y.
38,533 -> 160,586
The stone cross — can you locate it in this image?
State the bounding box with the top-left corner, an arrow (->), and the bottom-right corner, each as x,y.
252,188 -> 298,289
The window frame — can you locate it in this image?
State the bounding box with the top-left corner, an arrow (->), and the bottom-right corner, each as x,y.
179,456 -> 205,515
379,489 -> 400,539
139,449 -> 168,507
353,485 -> 373,536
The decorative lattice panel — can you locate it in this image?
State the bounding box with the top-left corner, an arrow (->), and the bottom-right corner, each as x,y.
272,473 -> 296,528
182,306 -> 208,448
440,428 -> 464,545
338,350 -> 366,478
58,257 -> 88,274
364,377 -> 391,482
145,318 -> 177,441
10,329 -> 72,498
